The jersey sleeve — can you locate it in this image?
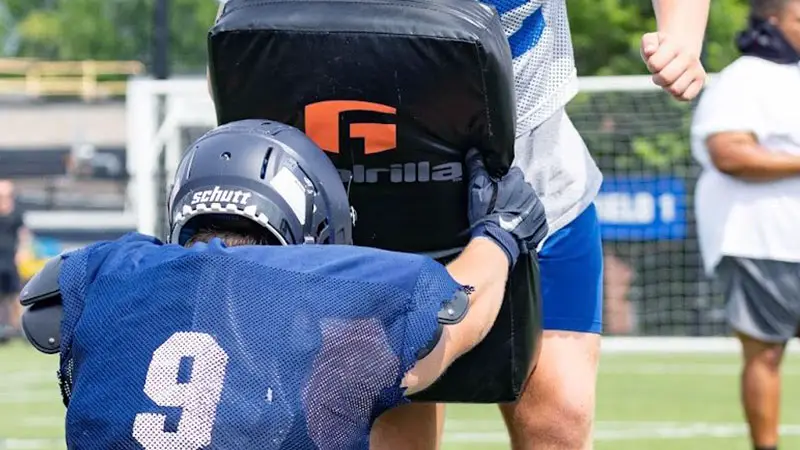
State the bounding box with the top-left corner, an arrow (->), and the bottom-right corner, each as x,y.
410,258 -> 462,311
400,258 -> 463,369
57,241 -> 104,399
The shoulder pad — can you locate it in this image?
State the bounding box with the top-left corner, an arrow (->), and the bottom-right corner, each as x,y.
437,287 -> 470,325
19,256 -> 64,355
417,287 -> 471,360
20,256 -> 63,307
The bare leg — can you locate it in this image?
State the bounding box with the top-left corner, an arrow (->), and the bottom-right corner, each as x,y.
0,294 -> 13,341
603,253 -> 634,335
499,330 -> 600,450
370,403 -> 443,450
738,332 -> 785,449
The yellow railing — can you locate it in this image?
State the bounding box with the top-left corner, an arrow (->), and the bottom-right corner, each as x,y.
0,58 -> 145,100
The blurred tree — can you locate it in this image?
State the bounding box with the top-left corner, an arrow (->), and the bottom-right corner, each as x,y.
568,0 -> 652,76
2,0 -> 753,75
565,0 -> 751,173
568,0 -> 750,75
0,0 -> 50,55
10,0 -> 218,72
703,0 -> 750,72
1,0 -> 50,20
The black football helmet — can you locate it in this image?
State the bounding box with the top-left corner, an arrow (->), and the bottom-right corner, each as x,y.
167,119 -> 353,246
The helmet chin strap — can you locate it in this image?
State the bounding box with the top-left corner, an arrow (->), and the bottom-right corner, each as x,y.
343,167 -> 357,228
260,220 -> 292,246
344,170 -> 353,199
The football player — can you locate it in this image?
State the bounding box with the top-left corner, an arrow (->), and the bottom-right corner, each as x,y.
373,0 -> 711,448
19,119 -> 546,449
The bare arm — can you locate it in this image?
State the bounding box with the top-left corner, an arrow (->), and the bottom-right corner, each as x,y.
401,237 -> 509,395
706,132 -> 800,182
651,0 -> 710,56
15,226 -> 32,267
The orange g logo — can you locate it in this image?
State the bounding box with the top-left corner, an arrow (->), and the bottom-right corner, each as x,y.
305,100 -> 396,155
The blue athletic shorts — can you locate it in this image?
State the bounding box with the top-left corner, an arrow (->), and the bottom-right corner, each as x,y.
539,203 -> 603,334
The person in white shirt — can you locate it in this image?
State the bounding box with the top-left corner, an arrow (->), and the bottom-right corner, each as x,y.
372,1 -> 710,449
691,1 -> 800,449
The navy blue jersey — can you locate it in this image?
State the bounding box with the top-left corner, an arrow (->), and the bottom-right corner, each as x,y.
57,233 -> 460,449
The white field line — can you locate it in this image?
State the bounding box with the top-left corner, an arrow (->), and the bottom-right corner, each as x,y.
601,337 -> 800,354
0,440 -> 64,450
9,360 -> 800,404
0,372 -> 58,385
599,363 -> 800,376
443,421 -> 800,443
4,421 -> 800,447
0,392 -> 59,404
20,417 -> 63,428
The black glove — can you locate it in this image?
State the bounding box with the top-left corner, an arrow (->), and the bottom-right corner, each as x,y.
466,148 -> 548,267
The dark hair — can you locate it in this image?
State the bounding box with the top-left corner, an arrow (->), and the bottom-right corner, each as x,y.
751,0 -> 792,19
183,215 -> 283,247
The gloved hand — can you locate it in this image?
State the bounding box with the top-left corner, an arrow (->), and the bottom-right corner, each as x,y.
466,148 -> 548,267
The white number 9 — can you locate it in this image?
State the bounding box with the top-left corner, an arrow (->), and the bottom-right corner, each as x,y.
132,332 -> 229,449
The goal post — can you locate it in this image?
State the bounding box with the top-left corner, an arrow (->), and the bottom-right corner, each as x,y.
126,77 -> 216,236
127,73 -> 759,351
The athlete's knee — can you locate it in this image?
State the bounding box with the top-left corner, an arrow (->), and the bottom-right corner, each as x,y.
738,332 -> 785,372
501,331 -> 599,449
370,403 -> 441,450
549,407 -> 594,450
506,395 -> 594,449
516,382 -> 595,448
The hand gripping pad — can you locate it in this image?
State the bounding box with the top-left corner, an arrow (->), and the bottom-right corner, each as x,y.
412,254 -> 543,403
209,0 -> 541,403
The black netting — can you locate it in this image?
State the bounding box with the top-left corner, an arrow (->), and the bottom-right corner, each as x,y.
567,89 -> 726,336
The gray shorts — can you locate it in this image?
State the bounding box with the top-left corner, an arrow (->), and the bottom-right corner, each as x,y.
717,256 -> 800,343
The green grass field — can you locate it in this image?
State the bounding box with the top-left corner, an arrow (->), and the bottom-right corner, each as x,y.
4,339 -> 800,449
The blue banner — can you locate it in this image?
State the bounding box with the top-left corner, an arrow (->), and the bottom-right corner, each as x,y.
595,176 -> 687,241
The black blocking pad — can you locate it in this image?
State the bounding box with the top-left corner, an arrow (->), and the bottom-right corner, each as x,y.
209,0 -> 541,403
411,253 -> 543,403
209,0 -> 515,254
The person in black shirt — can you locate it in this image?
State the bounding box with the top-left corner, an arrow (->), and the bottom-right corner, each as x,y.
0,180 -> 30,341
